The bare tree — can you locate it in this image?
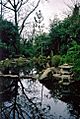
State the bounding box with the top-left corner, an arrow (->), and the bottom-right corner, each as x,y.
0,0 -> 42,35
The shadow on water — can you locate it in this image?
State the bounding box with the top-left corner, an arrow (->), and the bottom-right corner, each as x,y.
0,76 -> 54,119
0,70 -> 80,119
40,77 -> 80,119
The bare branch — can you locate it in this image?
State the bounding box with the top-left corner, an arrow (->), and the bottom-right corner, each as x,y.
64,1 -> 73,10
17,1 -> 23,11
22,0 -> 29,6
19,0 -> 41,34
2,5 -> 14,11
0,2 -> 14,11
0,1 -> 8,6
17,0 -> 29,11
16,0 -> 20,6
8,0 -> 14,8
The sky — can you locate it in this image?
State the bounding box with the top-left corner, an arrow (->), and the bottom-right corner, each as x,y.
0,0 -> 71,27
39,0 -> 71,30
0,0 -> 75,34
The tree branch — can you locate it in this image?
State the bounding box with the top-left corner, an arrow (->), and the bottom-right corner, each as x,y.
64,1 -> 73,10
0,3 -> 14,11
8,0 -> 14,8
16,0 -> 20,7
17,0 -> 29,11
17,1 -> 23,11
19,0 -> 41,34
22,0 -> 29,6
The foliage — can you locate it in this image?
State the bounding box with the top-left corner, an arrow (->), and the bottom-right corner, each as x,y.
32,55 -> 47,70
60,41 -> 80,79
0,18 -> 18,43
49,14 -> 80,55
23,33 -> 50,58
0,42 -> 7,49
0,0 -> 41,36
0,57 -> 28,69
3,58 -> 12,68
51,55 -> 61,67
16,57 -> 27,67
61,41 -> 80,63
0,2 -> 80,79
47,6 -> 80,78
0,59 -> 9,69
0,18 -> 20,55
0,58 -> 12,72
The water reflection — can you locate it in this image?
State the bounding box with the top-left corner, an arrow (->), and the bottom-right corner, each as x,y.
0,77 -> 18,119
0,77 -> 53,119
0,77 -> 15,102
40,78 -> 80,119
0,75 -> 80,119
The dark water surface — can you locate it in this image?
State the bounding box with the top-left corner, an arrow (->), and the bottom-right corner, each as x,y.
0,75 -> 80,119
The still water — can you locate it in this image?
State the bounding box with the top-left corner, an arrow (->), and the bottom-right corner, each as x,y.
0,75 -> 80,119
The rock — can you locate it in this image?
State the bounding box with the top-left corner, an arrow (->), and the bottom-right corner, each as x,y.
39,67 -> 55,80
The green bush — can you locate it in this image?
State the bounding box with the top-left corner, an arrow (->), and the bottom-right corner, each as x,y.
0,58 -> 12,68
51,55 -> 61,67
16,57 -> 26,67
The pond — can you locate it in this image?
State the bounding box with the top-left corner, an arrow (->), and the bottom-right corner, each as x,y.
0,72 -> 80,119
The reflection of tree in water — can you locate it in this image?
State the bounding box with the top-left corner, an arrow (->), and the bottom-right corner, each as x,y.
0,77 -> 53,119
65,81 -> 80,119
41,78 -> 80,118
0,77 -> 15,102
40,78 -> 62,99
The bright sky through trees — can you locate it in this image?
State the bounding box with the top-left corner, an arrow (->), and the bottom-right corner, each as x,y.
0,0 -> 79,33
39,0 -> 80,30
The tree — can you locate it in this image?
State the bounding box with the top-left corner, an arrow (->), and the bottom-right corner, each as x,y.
61,41 -> 80,79
34,10 -> 44,34
49,17 -> 62,54
0,0 -> 42,35
22,10 -> 44,46
49,4 -> 80,55
0,0 -> 46,56
64,0 -> 80,16
0,17 -> 19,55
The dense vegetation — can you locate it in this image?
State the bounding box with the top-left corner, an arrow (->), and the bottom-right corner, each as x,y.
0,17 -> 20,57
0,3 -> 80,79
